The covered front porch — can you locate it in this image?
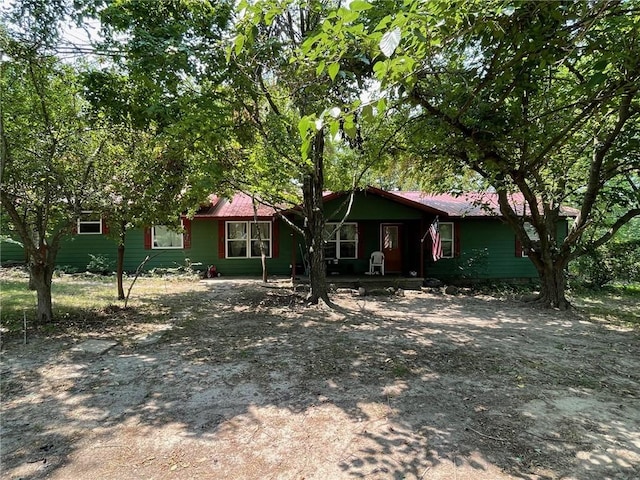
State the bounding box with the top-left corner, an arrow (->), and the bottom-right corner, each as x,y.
287,188 -> 448,283
289,218 -> 437,278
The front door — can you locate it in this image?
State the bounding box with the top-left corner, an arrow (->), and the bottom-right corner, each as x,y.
382,224 -> 402,273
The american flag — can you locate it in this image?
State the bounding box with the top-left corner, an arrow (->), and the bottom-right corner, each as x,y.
429,217 -> 442,261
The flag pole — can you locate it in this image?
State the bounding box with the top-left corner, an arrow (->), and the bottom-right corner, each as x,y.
421,216 -> 439,243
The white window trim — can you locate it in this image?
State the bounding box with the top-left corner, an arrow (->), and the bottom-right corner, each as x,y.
324,222 -> 358,259
77,211 -> 102,235
521,222 -> 539,257
440,222 -> 454,259
152,223 -> 184,249
225,221 -> 272,259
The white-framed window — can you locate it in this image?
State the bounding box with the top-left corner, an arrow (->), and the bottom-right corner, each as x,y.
77,211 -> 102,235
521,222 -> 539,257
152,224 -> 184,249
439,222 -> 454,258
226,221 -> 271,258
324,222 -> 358,259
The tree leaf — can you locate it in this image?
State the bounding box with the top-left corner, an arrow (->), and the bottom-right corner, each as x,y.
234,34 -> 245,56
362,104 -> 374,121
349,1 -> 372,12
298,116 -> 311,138
343,114 -> 356,138
374,15 -> 392,32
328,62 -> 340,80
372,60 -> 388,78
380,27 -> 401,57
329,119 -> 340,137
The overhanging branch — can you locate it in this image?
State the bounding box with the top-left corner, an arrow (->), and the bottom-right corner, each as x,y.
571,208 -> 640,259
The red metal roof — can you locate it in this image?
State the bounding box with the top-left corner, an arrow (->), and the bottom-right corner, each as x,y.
194,192 -> 279,219
395,191 -> 512,217
193,189 -> 578,219
395,191 -> 579,218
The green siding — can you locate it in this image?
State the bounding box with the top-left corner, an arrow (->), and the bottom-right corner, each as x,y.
425,219 -> 570,281
1,207 -> 571,281
325,192 -> 423,220
1,219 -> 294,276
57,234 -> 119,270
124,228 -> 193,272
0,239 -> 27,264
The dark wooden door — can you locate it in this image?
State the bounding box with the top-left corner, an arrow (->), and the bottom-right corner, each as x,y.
382,224 -> 402,273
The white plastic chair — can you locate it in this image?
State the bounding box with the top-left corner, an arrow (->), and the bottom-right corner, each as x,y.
369,251 -> 385,275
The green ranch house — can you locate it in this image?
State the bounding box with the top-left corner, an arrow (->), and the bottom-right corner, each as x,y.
1,187 -> 577,284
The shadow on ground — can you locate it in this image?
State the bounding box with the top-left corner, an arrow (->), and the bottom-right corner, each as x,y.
1,279 -> 638,479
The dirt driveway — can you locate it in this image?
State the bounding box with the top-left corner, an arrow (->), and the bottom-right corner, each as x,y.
1,279 -> 639,479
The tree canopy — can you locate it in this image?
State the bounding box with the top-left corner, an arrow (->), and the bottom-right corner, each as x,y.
2,0 -> 638,315
1,7 -> 107,321
299,0 -> 640,308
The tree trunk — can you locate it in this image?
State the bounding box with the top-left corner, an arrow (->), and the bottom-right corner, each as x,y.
261,251 -> 268,283
304,201 -> 329,304
29,259 -> 54,323
116,222 -> 126,300
495,191 -> 571,310
302,130 -> 330,305
532,256 -> 570,310
116,244 -> 125,300
252,197 -> 268,283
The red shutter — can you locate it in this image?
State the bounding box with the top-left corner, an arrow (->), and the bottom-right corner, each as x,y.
218,220 -> 226,259
144,227 -> 152,250
272,219 -> 280,258
454,222 -> 461,257
515,237 -> 523,257
101,218 -> 110,235
357,223 -> 364,259
72,220 -> 78,235
183,219 -> 192,249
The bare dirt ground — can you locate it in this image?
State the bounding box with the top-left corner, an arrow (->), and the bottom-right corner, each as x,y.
1,278 -> 639,480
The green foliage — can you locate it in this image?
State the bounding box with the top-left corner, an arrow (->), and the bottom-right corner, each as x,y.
1,2 -> 114,322
571,217 -> 640,288
571,239 -> 640,288
0,16 -> 108,246
298,0 -> 640,308
571,249 -> 614,289
457,248 -> 490,280
86,254 -> 114,275
88,0 -> 238,208
1,55 -> 102,216
98,0 -> 233,86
